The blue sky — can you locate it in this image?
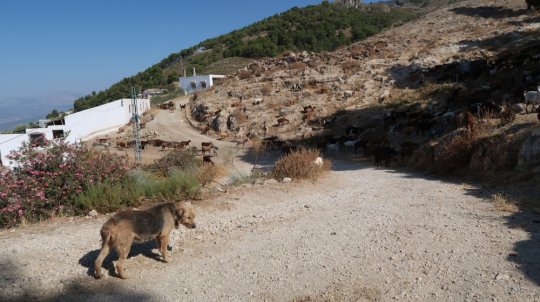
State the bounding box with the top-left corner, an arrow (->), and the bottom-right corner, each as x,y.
0,0 -> 378,122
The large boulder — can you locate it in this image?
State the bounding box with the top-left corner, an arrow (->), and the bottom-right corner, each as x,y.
211,110 -> 229,133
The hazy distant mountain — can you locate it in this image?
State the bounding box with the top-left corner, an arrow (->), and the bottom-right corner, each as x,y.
0,91 -> 81,131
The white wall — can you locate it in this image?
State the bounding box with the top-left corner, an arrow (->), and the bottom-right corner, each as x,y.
0,134 -> 28,168
60,98 -> 150,143
0,98 -> 150,168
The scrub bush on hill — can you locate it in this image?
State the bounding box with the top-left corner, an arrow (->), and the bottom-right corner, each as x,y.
0,139 -> 130,228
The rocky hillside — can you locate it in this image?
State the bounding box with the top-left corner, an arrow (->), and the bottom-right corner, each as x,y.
189,0 -> 540,204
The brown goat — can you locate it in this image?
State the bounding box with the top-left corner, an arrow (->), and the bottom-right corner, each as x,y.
202,155 -> 214,165
465,111 -> 475,133
201,142 -> 214,155
277,117 -> 290,126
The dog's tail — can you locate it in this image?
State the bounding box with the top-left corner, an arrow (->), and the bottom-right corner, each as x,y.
100,228 -> 112,246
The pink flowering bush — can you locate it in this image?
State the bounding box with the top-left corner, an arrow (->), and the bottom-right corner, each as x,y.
0,139 -> 130,227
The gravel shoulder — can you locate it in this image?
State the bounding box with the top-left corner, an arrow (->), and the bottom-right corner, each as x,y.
1,161 -> 539,301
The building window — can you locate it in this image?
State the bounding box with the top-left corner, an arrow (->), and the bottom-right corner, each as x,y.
190,81 -> 197,89
52,130 -> 65,139
201,81 -> 207,89
29,133 -> 46,147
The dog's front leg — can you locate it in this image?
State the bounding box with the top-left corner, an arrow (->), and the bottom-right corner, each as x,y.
158,235 -> 171,262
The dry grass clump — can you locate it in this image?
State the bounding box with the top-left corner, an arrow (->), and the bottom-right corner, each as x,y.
317,85 -> 330,94
341,60 -> 362,75
197,163 -> 227,186
233,108 -> 248,124
433,125 -> 489,174
289,62 -> 306,70
145,150 -> 199,177
271,148 -> 331,181
261,83 -> 273,96
238,70 -> 253,80
436,132 -> 475,172
266,100 -> 281,110
489,193 -> 519,213
249,139 -> 266,154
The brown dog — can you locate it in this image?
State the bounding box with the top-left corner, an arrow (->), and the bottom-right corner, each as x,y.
94,201 -> 196,279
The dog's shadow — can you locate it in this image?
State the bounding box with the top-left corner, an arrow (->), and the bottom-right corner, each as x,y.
79,241 -> 168,278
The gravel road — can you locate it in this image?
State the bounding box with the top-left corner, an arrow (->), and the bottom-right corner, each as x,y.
1,161 -> 539,302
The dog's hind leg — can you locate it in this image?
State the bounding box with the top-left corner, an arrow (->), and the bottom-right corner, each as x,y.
114,238 -> 133,279
94,231 -> 111,279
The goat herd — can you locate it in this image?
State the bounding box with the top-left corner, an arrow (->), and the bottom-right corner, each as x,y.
93,138 -> 218,165
93,89 -> 540,169
255,88 -> 540,168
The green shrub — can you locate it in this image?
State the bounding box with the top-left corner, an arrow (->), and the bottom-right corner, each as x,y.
76,168 -> 200,213
75,180 -> 141,213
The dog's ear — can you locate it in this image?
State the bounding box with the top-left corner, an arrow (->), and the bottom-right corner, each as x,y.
175,207 -> 184,219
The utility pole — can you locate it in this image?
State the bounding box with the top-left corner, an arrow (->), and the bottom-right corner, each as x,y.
131,86 -> 142,163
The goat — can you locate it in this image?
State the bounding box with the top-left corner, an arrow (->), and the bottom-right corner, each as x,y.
465,111 -> 475,133
115,140 -> 129,149
139,140 -> 148,150
252,98 -> 263,106
302,105 -> 316,113
201,142 -> 213,155
201,142 -> 218,156
235,138 -> 249,149
172,141 -> 188,150
277,117 -> 290,126
202,155 -> 214,165
286,99 -> 297,106
524,86 -> 540,113
313,156 -> 323,167
148,139 -> 165,148
179,104 -> 186,111
161,141 -> 173,151
374,146 -> 397,167
281,144 -> 299,155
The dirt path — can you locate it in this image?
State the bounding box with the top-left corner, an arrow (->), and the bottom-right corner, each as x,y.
100,96 -> 258,176
1,161 -> 539,301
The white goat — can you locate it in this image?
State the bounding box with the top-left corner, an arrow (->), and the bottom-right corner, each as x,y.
313,156 -> 324,167
524,86 -> 540,113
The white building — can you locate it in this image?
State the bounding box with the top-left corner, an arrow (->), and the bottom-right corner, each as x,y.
0,98 -> 150,168
179,74 -> 225,95
142,88 -> 167,99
